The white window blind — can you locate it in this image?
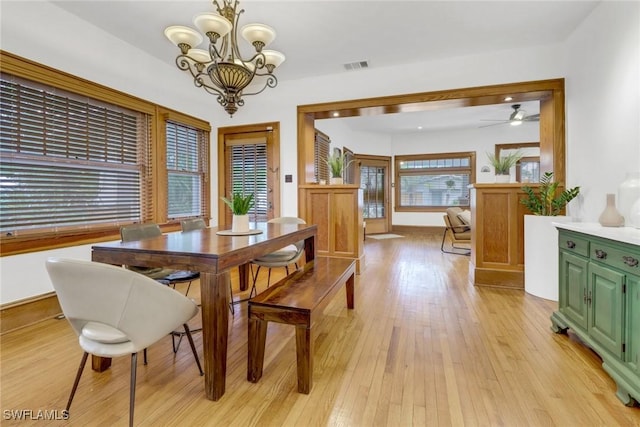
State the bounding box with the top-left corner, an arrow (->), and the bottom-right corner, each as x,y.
0,73 -> 151,234
166,121 -> 207,219
225,142 -> 268,222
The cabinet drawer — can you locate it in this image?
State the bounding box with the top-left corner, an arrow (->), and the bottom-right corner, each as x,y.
558,232 -> 590,257
590,241 -> 640,276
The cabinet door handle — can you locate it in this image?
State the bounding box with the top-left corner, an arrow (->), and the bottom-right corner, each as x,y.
566,240 -> 576,249
623,256 -> 639,267
595,249 -> 607,259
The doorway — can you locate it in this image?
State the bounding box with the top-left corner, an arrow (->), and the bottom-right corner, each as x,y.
217,122 -> 280,226
356,155 -> 391,234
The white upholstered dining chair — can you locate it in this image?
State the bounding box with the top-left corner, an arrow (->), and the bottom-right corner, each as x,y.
46,258 -> 203,427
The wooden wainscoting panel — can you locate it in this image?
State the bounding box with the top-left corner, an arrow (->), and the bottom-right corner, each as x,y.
1,292 -> 61,334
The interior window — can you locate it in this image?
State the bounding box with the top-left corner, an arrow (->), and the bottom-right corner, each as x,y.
394,151 -> 476,211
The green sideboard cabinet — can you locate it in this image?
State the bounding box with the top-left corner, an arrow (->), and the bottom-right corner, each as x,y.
551,224 -> 640,407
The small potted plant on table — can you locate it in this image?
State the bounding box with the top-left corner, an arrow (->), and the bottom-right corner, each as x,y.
221,192 -> 255,233
326,151 -> 351,185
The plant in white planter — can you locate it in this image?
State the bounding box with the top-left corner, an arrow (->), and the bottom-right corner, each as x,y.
325,151 -> 352,185
521,172 -> 581,216
486,151 -> 522,183
221,192 -> 254,232
520,172 -> 580,301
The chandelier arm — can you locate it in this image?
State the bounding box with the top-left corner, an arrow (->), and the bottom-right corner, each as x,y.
241,75 -> 278,97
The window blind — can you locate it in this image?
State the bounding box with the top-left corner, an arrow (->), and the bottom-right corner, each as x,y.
166,121 -> 207,219
0,73 -> 151,234
225,142 -> 268,222
314,129 -> 330,183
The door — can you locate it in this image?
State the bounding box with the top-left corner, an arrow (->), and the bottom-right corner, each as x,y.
589,262 -> 625,358
560,250 -> 589,330
218,124 -> 280,226
356,155 -> 391,234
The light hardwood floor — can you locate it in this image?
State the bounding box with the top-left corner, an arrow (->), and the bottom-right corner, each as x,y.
1,231 -> 639,426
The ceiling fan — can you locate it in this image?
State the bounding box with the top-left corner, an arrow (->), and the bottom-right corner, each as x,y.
479,104 -> 540,128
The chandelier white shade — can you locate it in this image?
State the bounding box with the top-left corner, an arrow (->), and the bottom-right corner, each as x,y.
164,0 -> 285,116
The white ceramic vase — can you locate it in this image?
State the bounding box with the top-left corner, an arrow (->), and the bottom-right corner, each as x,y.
495,174 -> 510,183
330,177 -> 343,185
524,214 -> 571,301
231,214 -> 250,233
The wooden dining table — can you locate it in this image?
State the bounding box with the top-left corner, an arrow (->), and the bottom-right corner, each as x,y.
91,221 -> 317,401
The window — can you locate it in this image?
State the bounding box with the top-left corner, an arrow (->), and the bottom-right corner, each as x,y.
0,52 -> 210,255
395,152 -> 475,211
0,73 -> 152,234
166,121 -> 208,219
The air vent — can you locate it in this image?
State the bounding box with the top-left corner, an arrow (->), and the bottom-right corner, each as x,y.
343,60 -> 369,71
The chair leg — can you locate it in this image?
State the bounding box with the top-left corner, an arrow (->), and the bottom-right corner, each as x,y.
183,323 -> 204,376
66,351 -> 89,412
266,268 -> 272,288
129,353 -> 137,427
143,348 -> 148,365
171,333 -> 183,354
249,265 -> 261,299
440,229 -> 470,256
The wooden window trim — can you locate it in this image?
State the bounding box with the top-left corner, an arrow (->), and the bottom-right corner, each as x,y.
394,151 -> 476,212
0,51 -> 210,256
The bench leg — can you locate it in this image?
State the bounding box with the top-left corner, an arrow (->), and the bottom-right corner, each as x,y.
295,325 -> 313,394
247,317 -> 267,383
346,272 -> 355,309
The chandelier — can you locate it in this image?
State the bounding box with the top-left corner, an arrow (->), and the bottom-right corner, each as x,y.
164,0 -> 285,117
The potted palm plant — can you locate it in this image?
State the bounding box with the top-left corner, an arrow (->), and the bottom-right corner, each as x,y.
520,172 -> 580,301
325,151 -> 351,185
486,151 -> 522,183
221,192 -> 254,232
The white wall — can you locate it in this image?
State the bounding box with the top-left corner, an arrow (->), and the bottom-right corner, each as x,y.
1,1 -> 638,304
563,0 -> 640,221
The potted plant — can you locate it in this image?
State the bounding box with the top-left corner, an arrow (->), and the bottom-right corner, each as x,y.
221,192 -> 254,232
325,151 -> 351,184
520,172 -> 580,301
486,151 -> 522,183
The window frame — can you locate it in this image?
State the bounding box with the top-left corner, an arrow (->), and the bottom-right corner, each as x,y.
0,52 -> 210,256
394,151 -> 476,212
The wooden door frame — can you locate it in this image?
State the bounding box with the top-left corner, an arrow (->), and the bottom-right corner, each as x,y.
296,79 -> 565,214
356,154 -> 392,233
217,122 -> 280,226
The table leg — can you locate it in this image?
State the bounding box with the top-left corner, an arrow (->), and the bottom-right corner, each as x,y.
200,270 -> 230,401
238,263 -> 250,291
91,355 -> 111,372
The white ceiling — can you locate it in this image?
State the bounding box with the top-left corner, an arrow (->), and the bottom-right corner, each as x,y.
50,0 -> 598,132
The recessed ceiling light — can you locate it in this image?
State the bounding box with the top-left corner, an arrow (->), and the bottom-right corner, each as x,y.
504,96 -> 513,101
332,112 -> 340,117
417,126 -> 423,130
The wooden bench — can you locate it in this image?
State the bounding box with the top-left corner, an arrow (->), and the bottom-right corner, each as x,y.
247,256 -> 356,394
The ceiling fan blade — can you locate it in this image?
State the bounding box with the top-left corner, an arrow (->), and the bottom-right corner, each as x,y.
478,122 -> 508,128
479,119 -> 509,122
523,114 -> 540,121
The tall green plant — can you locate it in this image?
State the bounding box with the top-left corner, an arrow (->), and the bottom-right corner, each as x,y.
486,151 -> 522,175
520,172 -> 580,216
325,151 -> 352,178
221,192 -> 254,215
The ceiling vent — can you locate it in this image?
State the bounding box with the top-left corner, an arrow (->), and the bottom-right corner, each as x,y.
343,60 -> 369,71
